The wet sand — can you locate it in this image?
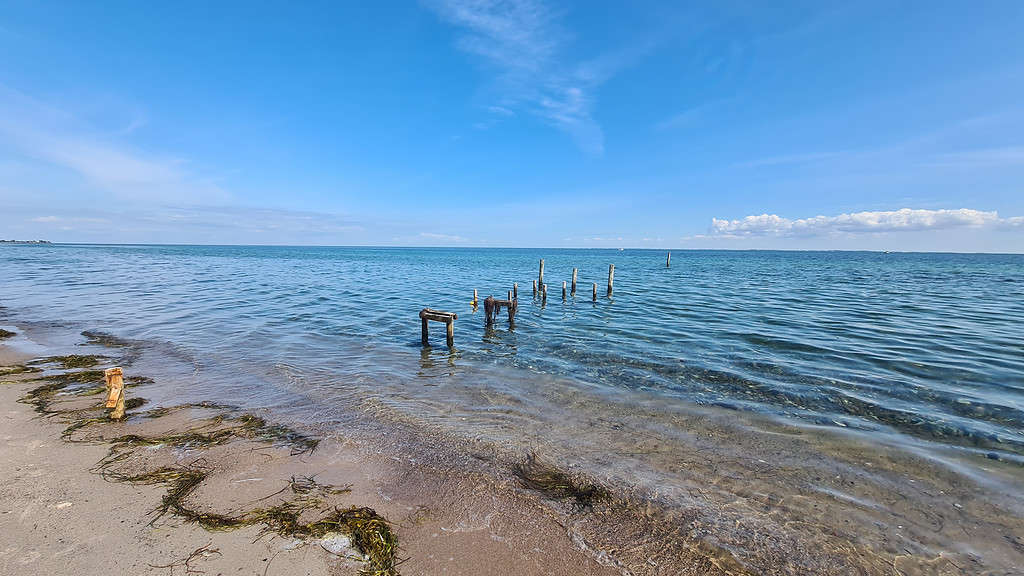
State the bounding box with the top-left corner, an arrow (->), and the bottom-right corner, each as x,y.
2,328 -> 1023,575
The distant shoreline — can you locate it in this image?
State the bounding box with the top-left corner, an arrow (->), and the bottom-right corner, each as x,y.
0,240 -> 51,244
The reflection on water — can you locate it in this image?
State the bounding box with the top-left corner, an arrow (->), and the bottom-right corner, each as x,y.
1,244 -> 1023,572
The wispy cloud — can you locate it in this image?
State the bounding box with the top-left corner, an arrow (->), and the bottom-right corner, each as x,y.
419,231 -> 468,243
0,86 -> 228,204
428,0 -> 632,154
710,208 -> 1024,237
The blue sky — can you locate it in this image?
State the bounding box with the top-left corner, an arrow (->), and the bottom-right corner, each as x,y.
1,1 -> 1023,250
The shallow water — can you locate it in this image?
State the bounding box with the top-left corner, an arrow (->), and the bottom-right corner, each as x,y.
2,244 -> 1023,572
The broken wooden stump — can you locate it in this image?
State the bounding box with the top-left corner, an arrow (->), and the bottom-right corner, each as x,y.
420,308 -> 458,347
562,281 -> 567,301
607,264 -> 615,297
592,282 -> 597,302
104,367 -> 126,420
571,268 -> 578,296
483,296 -> 517,324
666,251 -> 671,268
538,259 -> 545,290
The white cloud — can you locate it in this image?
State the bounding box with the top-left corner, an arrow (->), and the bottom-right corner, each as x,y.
710,208 -> 1023,237
428,0 -> 614,154
419,231 -> 468,243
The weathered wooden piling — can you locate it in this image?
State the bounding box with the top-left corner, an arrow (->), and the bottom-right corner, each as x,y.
104,367 -> 125,420
532,279 -> 537,297
571,268 -> 578,296
666,251 -> 671,268
592,282 -> 597,302
607,264 -> 615,297
513,283 -> 518,300
472,289 -> 478,307
542,283 -> 548,302
562,281 -> 567,301
484,296 -> 517,324
538,259 -> 545,290
420,308 -> 458,347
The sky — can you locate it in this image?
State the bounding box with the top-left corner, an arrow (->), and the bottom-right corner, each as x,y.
1,1 -> 1023,251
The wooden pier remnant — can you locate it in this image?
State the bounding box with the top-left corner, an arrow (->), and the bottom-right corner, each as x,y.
592,282 -> 597,302
562,281 -> 567,301
538,259 -> 545,290
484,296 -> 517,324
532,279 -> 537,297
666,251 -> 671,268
104,367 -> 126,420
513,283 -> 518,300
420,308 -> 458,347
571,268 -> 578,296
542,283 -> 548,303
472,289 -> 479,307
607,264 -> 615,297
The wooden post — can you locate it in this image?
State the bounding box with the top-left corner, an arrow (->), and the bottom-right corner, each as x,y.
666,252 -> 671,268
472,289 -> 478,307
542,283 -> 548,302
421,317 -> 429,345
562,281 -> 567,301
513,283 -> 518,300
532,279 -> 537,297
607,264 -> 615,297
104,367 -> 125,420
571,268 -> 578,296
508,290 -> 513,302
420,308 -> 458,347
592,282 -> 597,302
538,259 -> 545,290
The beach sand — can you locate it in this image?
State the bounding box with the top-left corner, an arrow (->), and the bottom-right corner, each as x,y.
0,354 -> 621,575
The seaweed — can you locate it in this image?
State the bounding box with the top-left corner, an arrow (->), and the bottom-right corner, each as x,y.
513,452 -> 609,510
82,330 -> 131,348
31,355 -> 105,369
0,364 -> 41,376
0,329 -> 15,340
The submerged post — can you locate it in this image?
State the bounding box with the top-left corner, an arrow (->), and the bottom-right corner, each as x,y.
542,283 -> 548,302
666,251 -> 671,268
513,283 -> 518,300
562,281 -> 567,301
104,367 -> 125,420
607,264 -> 615,297
419,308 -> 458,347
538,259 -> 545,290
592,282 -> 597,302
571,268 -> 578,296
532,279 -> 537,297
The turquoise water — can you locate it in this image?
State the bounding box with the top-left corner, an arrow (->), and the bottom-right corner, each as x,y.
1,244 -> 1022,463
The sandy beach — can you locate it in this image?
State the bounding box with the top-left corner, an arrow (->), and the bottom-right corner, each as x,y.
0,342 -> 625,576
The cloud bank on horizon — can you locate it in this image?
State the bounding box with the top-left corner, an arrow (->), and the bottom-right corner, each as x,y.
710,209 -> 1024,238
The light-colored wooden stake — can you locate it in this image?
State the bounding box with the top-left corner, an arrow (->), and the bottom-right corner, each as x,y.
666,251 -> 671,268
607,264 -> 615,297
562,281 -> 567,301
571,268 -> 578,296
592,282 -> 597,302
104,367 -> 126,420
513,283 -> 518,300
472,289 -> 478,307
538,259 -> 545,290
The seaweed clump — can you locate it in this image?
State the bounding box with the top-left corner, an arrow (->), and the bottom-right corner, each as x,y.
0,329 -> 15,340
33,355 -> 105,369
513,452 -> 609,510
